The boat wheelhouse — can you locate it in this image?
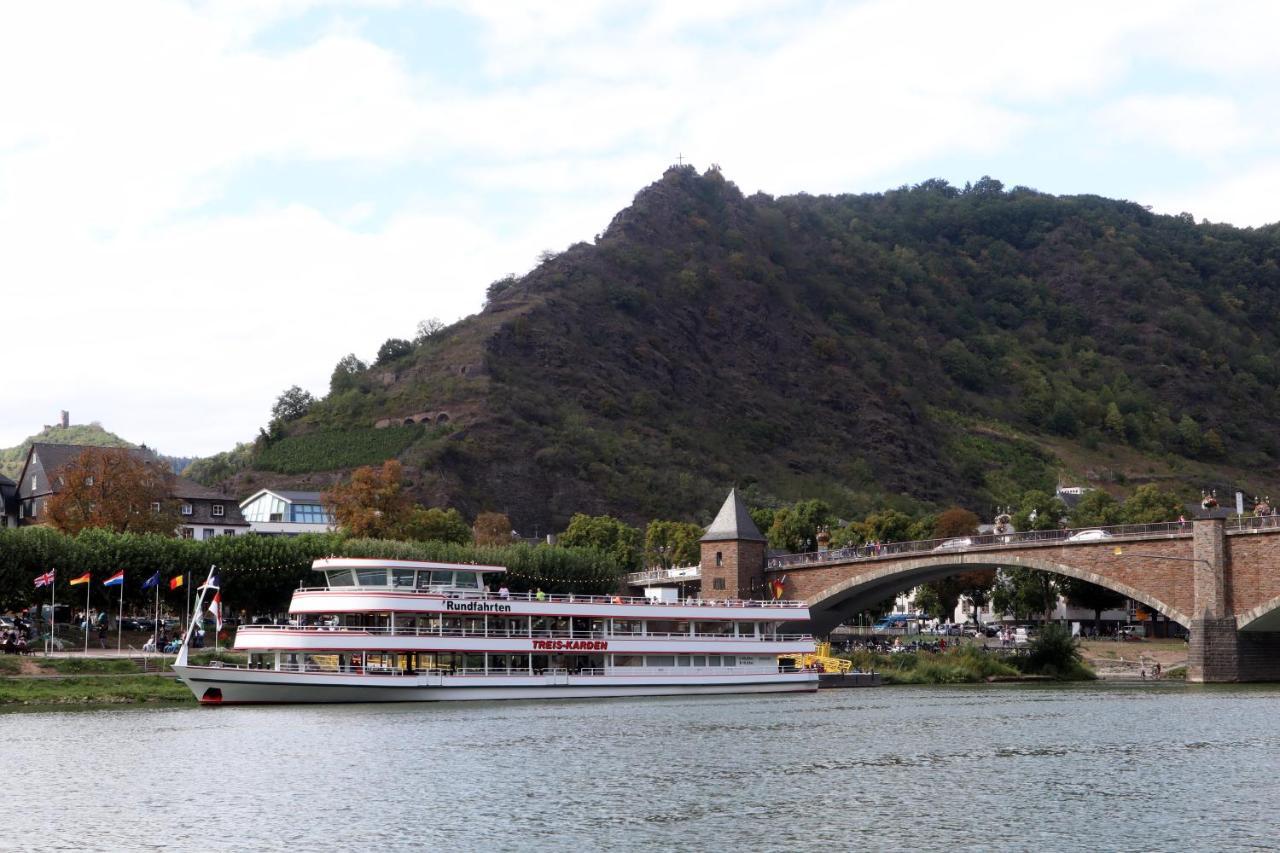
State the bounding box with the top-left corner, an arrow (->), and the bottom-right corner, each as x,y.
173,558 -> 818,704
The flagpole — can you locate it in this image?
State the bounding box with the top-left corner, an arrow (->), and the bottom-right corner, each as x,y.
184,571 -> 191,641
47,570 -> 56,656
83,575 -> 90,655
153,582 -> 159,656
117,580 -> 123,654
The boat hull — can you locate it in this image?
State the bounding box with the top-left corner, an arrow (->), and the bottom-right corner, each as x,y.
173,665 -> 819,704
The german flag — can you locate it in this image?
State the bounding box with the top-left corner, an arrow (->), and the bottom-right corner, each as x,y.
69,572 -> 90,586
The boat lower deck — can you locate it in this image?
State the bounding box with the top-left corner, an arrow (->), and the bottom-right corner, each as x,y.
173,664 -> 819,704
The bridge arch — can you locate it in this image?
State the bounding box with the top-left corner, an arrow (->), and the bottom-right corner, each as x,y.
802,553 -> 1193,635
1237,594 -> 1280,632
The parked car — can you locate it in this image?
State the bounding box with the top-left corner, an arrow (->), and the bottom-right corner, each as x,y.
932,537 -> 973,551
1067,528 -> 1112,541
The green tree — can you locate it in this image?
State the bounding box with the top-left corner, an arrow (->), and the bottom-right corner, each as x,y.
1104,402 -> 1125,438
414,317 -> 446,344
329,353 -> 367,393
766,499 -> 834,552
1120,484 -> 1183,524
472,512 -> 514,547
398,506 -> 471,545
1068,490 -> 1122,527
992,568 -> 1058,620
559,513 -> 642,572
643,520 -> 703,568
271,385 -> 315,422
862,509 -> 924,544
1058,576 -> 1127,634
1013,490 -> 1067,531
1177,414 -> 1202,456
375,338 -> 413,365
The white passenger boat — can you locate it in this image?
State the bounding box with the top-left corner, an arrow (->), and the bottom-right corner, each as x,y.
173,558 -> 819,704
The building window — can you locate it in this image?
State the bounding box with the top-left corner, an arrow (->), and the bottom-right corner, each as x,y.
713,578 -> 726,590
203,529 -> 215,540
30,500 -> 38,518
222,529 -> 235,536
290,504 -> 331,524
212,504 -> 225,517
715,551 -> 723,567
151,502 -> 161,513
30,475 -> 37,490
181,528 -> 194,539
181,503 -> 193,516
83,476 -> 92,487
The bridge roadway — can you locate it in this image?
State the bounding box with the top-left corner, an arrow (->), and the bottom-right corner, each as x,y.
759,517 -> 1280,683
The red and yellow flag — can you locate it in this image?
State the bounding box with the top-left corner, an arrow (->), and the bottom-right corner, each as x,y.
69,572 -> 90,586
169,574 -> 184,590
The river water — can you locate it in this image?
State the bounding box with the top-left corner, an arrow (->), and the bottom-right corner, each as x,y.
2,682 -> 1278,852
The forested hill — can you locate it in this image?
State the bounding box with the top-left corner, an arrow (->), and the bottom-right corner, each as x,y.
193,167 -> 1280,531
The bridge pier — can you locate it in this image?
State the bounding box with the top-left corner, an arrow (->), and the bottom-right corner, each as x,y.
1188,518 -> 1280,682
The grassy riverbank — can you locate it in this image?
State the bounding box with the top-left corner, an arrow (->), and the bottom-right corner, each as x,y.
0,654 -> 244,707
839,638 -> 1096,685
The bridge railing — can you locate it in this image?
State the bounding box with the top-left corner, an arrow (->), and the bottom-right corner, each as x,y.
768,519 -> 1192,569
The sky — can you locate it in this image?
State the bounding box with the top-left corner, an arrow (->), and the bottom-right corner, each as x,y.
3,0 -> 1280,457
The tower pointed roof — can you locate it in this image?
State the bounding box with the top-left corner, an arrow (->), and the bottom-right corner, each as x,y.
700,488 -> 766,543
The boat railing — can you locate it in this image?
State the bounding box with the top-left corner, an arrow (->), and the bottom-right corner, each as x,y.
291,587 -> 808,608
235,624 -> 814,642
193,663 -> 795,678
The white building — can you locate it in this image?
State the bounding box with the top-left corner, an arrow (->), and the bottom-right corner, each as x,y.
239,489 -> 335,536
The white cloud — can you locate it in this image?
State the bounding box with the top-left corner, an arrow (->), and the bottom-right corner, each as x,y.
5,0 -> 1280,454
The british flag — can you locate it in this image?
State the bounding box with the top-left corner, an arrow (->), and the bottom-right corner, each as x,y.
33,570 -> 55,588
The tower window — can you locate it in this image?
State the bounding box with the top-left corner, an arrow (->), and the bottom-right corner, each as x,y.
713,578 -> 726,590
715,551 -> 723,567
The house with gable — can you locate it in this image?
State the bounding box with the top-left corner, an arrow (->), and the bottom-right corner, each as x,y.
14,442 -> 248,538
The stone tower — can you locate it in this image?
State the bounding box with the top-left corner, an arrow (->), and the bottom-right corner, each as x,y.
699,488 -> 767,600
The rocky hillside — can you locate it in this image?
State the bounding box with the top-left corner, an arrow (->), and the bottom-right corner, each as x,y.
193,167 -> 1280,530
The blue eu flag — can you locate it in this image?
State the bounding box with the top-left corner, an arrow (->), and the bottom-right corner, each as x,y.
141,571 -> 160,591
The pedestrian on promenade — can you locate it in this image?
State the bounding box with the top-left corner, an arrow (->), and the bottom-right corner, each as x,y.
535,588 -> 546,601
97,622 -> 107,649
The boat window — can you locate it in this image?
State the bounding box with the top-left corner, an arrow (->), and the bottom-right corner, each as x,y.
612,619 -> 641,635
326,569 -> 354,587
692,656 -> 706,667
612,655 -> 641,667
356,568 -> 388,586
392,569 -> 415,588
645,655 -> 675,668
722,656 -> 736,667
464,653 -> 484,672
677,656 -> 692,667
736,622 -> 758,638
489,653 -> 510,672
430,571 -> 454,586
707,655 -> 722,666
453,571 -> 479,589
695,621 -> 732,635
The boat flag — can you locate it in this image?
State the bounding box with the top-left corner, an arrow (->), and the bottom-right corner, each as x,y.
34,570 -> 55,588
206,575 -> 223,632
69,572 -> 91,586
769,574 -> 787,600
103,571 -> 124,587
141,571 -> 160,591
169,574 -> 184,590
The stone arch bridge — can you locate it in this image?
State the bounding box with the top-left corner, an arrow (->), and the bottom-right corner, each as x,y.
762,517 -> 1280,683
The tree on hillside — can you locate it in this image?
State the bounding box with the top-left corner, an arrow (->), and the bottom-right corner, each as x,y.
324,460 -> 413,539
46,447 -> 180,536
1068,490 -> 1122,527
1119,484 -> 1183,524
272,386 -> 316,422
862,509 -> 930,544
472,512 -> 514,547
414,317 -> 446,344
766,500 -> 834,552
329,353 -> 367,394
1014,490 -> 1067,531
559,514 -> 641,572
643,520 -> 703,568
399,506 -> 471,545
933,507 -> 980,538
375,338 -> 413,365
1058,576 -> 1127,634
